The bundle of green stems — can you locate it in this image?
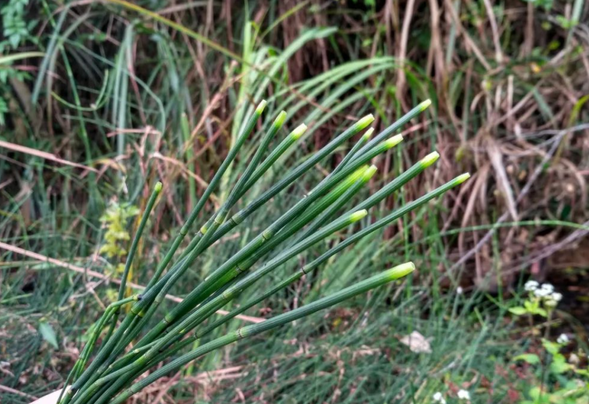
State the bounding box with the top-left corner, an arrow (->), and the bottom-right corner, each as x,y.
59,100 -> 469,404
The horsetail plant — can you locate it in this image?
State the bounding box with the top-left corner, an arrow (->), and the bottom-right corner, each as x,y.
59,99 -> 469,404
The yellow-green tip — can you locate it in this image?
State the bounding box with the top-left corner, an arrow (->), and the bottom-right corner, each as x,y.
384,134 -> 403,149
363,127 -> 374,140
455,172 -> 471,184
291,123 -> 307,140
154,181 -> 163,193
362,164 -> 378,181
387,262 -> 416,280
349,209 -> 368,222
420,151 -> 440,168
348,165 -> 369,182
419,99 -> 432,112
274,111 -> 287,127
356,114 -> 375,130
256,100 -> 268,114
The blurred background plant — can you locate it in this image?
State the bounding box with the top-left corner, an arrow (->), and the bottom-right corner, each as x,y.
0,0 -> 588,403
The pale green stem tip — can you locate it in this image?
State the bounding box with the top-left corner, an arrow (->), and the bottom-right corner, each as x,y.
256,100 -> 268,114
387,262 -> 416,280
349,165 -> 369,182
419,99 -> 432,111
455,173 -> 471,184
420,151 -> 440,168
291,123 -> 308,140
362,165 -> 378,181
363,127 -> 374,140
154,181 -> 163,193
274,111 -> 287,127
349,209 -> 368,222
384,134 -> 403,149
356,114 -> 375,130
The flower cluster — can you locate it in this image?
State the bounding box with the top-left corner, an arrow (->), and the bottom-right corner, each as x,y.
432,390 -> 470,403
457,390 -> 471,400
433,392 -> 446,404
524,281 -> 562,307
557,333 -> 570,345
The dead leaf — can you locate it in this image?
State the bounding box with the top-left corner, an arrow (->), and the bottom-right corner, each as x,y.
399,331 -> 432,353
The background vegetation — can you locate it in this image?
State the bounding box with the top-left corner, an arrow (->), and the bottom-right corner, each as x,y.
1,0 -> 588,403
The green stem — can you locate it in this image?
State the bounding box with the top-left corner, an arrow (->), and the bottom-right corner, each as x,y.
108,264 -> 415,404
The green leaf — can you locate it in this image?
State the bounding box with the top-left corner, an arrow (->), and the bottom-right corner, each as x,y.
39,321 -> 58,349
535,307 -> 548,317
509,306 -> 527,315
514,353 -> 541,364
550,355 -> 571,374
542,339 -> 561,355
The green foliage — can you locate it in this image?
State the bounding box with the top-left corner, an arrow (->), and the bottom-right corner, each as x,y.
0,0 -> 36,51
0,0 -> 38,125
99,202 -> 140,259
99,201 -> 140,287
1,1 -> 587,402
517,337 -> 589,404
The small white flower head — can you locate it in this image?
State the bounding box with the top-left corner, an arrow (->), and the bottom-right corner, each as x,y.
457,286 -> 464,295
557,334 -> 569,345
457,389 -> 471,400
541,283 -> 554,293
524,280 -> 539,291
433,392 -> 446,404
534,288 -> 551,297
551,292 -> 562,302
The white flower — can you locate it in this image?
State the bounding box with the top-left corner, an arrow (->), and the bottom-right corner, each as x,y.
557,334 -> 569,344
457,286 -> 464,295
541,283 -> 554,293
457,389 -> 471,400
524,280 -> 539,291
433,392 -> 446,403
551,292 -> 562,302
534,288 -> 551,297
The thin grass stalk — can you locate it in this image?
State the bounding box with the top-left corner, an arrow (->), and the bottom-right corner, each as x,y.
148,109 -> 285,303
122,139 -> 385,362
134,167 -> 372,349
332,128 -> 373,175
78,210 -> 369,400
302,173 -> 471,275
75,109 -> 284,391
69,101 -> 267,394
211,172 -> 470,336
345,151 -> 440,214
176,120 -> 305,264
351,100 -> 431,162
116,112 -> 288,350
151,134 -> 400,337
199,165 -> 376,297
117,182 -> 161,301
196,167 -> 380,337
141,210 -> 368,359
181,113 -> 197,211
195,155 -> 445,338
107,264 -> 415,404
